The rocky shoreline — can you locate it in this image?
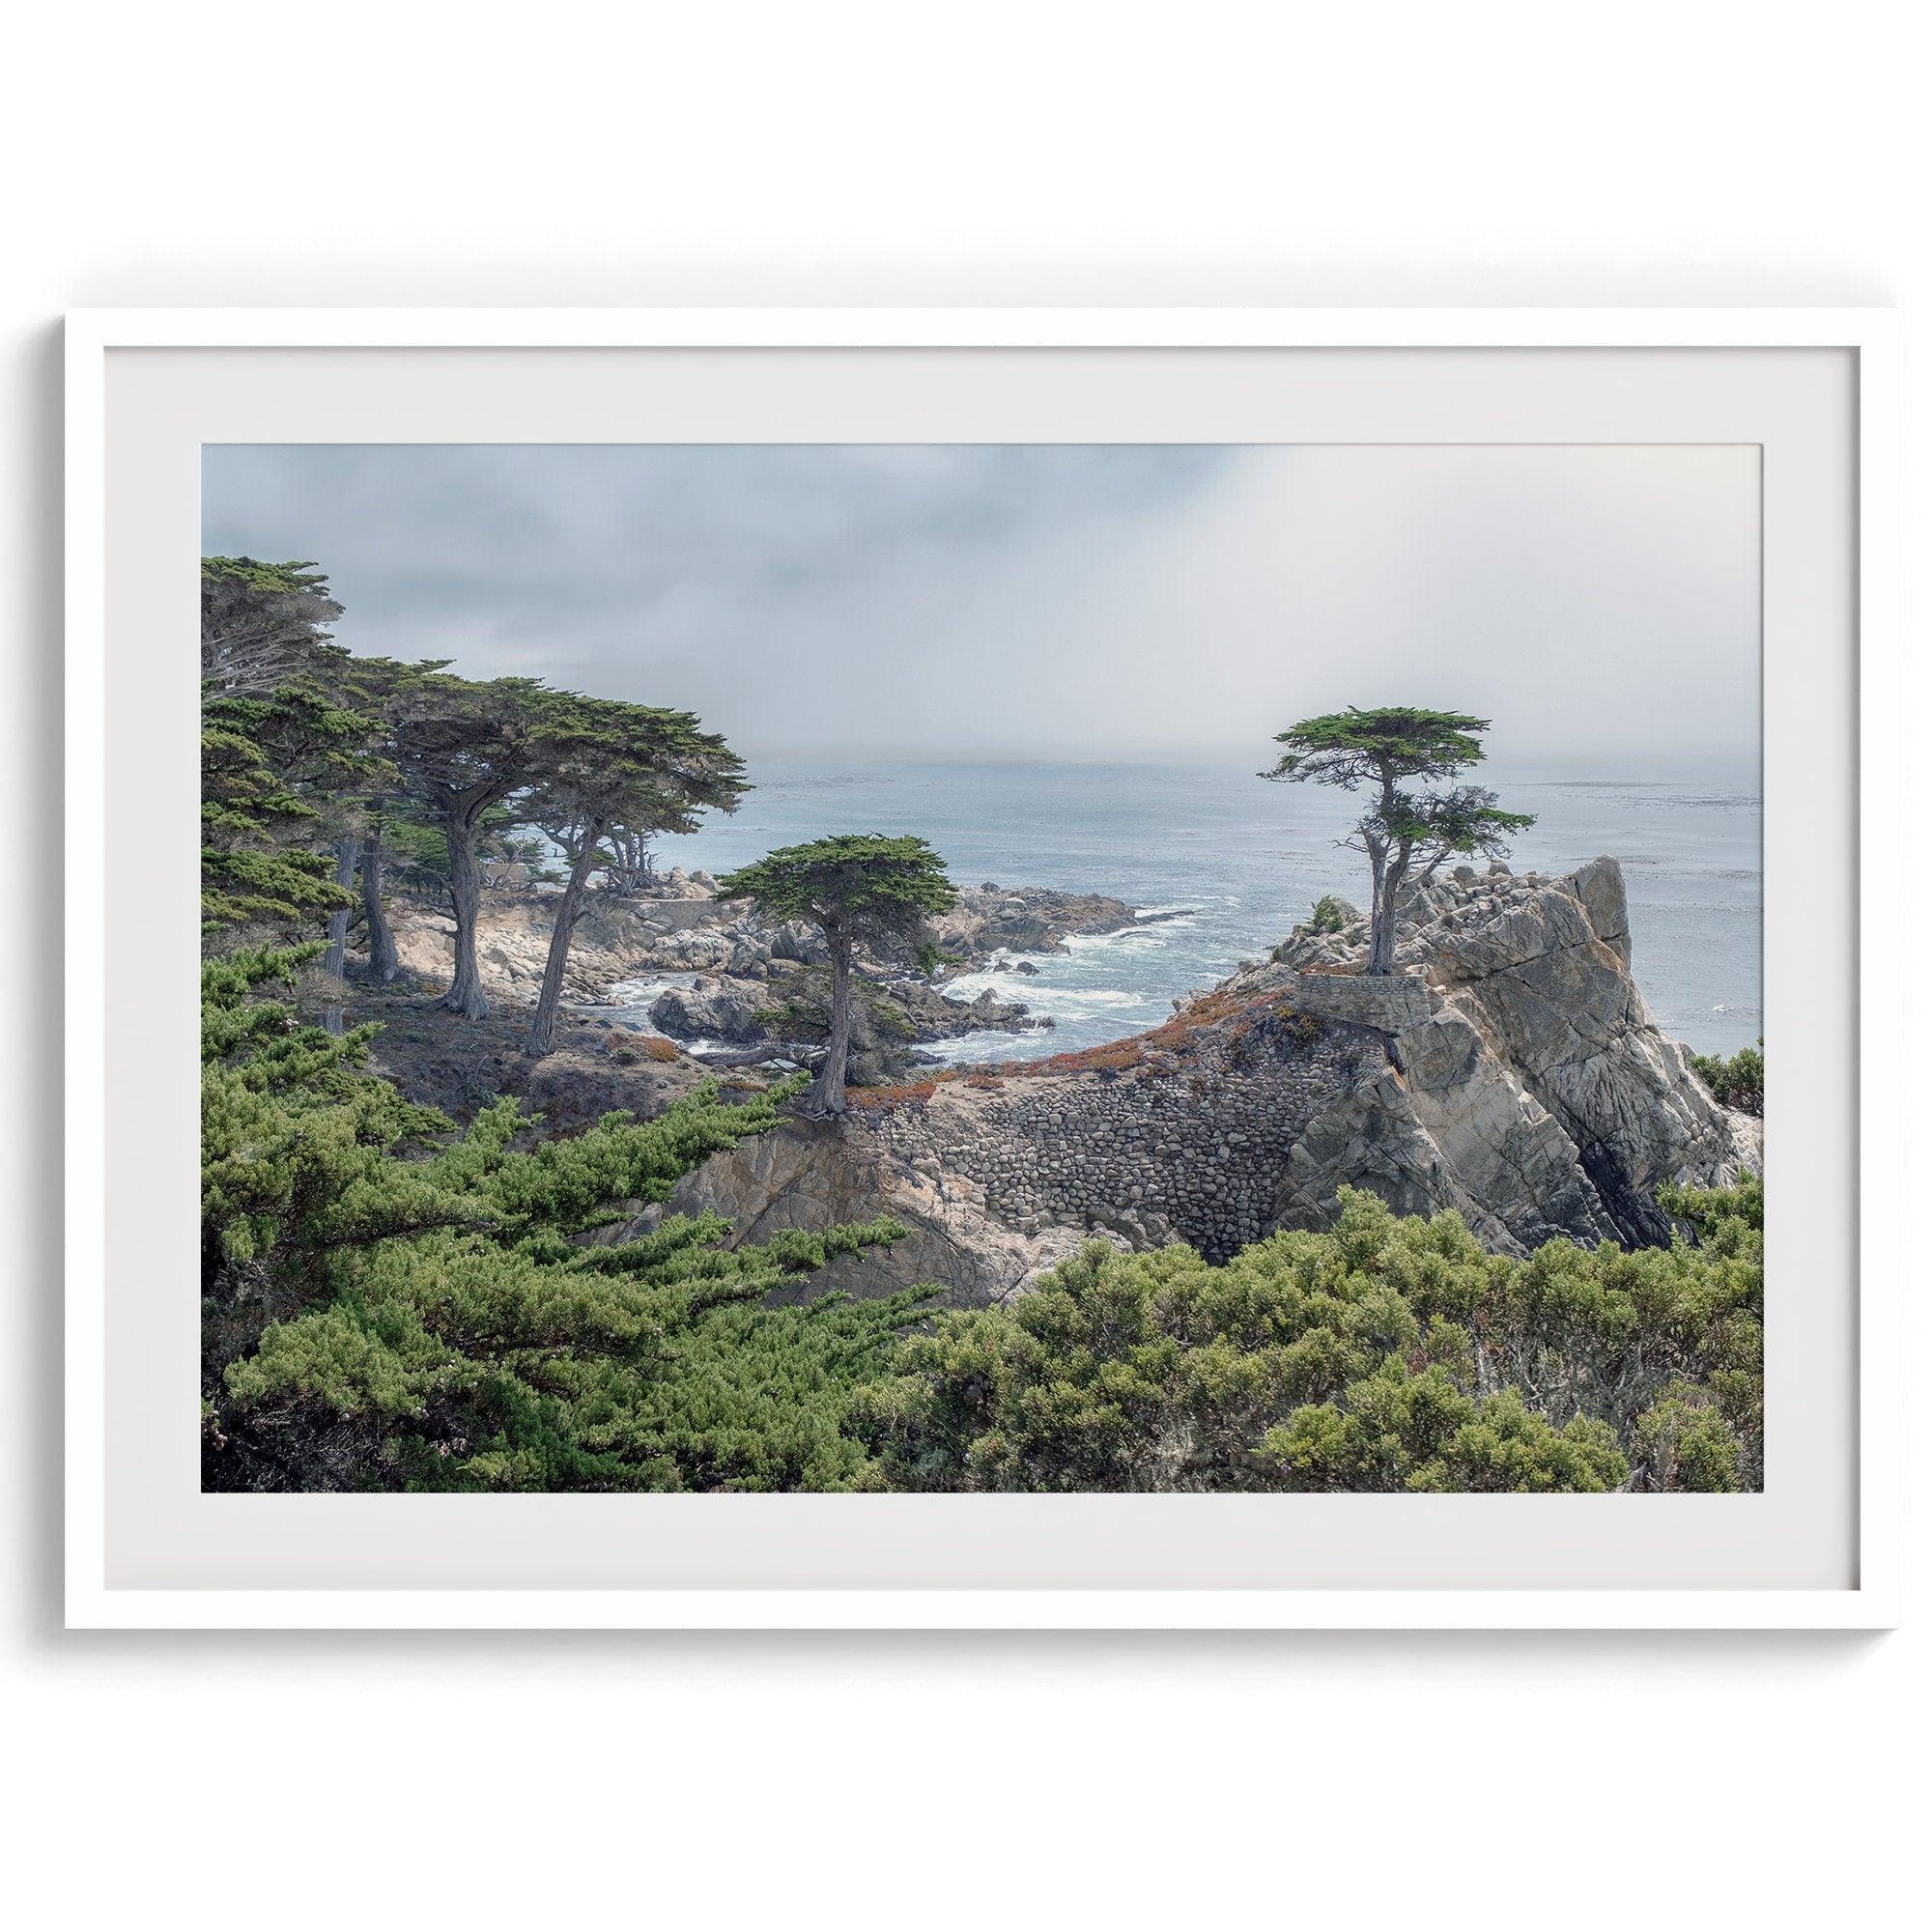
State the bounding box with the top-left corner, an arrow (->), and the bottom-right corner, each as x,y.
381,871 -> 1146,1083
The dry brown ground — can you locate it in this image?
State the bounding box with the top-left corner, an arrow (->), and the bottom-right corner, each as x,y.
344,976 -> 766,1134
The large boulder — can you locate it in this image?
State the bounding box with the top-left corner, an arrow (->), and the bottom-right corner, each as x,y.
1272,1004 -> 1622,1252
1408,857 -> 1755,1243
647,975 -> 770,1044
636,896 -> 722,933
767,920 -> 827,966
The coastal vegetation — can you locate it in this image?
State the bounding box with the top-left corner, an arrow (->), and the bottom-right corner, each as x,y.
858,1180 -> 1762,1492
1691,1041 -> 1764,1118
202,947 -> 928,1490
514,694 -> 746,1057
199,554 -> 1761,1493
1307,893 -> 1353,934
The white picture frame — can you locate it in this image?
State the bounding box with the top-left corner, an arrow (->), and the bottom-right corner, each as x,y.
66,307 -> 1903,1630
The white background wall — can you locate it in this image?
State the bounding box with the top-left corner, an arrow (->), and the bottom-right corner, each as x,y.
3,4 -> 1921,1923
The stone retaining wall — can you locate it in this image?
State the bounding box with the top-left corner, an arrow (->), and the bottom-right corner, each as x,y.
846,1022 -> 1384,1262
1275,968 -> 1433,1034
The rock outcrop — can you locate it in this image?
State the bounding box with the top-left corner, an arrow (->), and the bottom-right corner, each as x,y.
648,977 -> 773,1044
1264,857 -> 1759,1247
931,884 -> 1141,964
664,855 -> 1760,1300
386,894 -> 669,1002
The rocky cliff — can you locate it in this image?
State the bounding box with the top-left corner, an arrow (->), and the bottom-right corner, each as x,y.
1265,857 -> 1759,1247
659,856 -> 1760,1302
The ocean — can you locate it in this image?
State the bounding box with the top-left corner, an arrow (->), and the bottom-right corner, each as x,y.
620,759 -> 1763,1063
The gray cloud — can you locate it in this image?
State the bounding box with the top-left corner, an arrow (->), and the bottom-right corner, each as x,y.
203,441 -> 1758,770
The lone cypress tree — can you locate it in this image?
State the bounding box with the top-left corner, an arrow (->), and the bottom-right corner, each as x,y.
521,696 -> 748,1058
1263,707 -> 1534,974
716,835 -> 956,1116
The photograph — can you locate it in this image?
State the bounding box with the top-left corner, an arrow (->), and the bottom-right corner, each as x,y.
15,3 -> 1929,1920
198,440 -> 1765,1496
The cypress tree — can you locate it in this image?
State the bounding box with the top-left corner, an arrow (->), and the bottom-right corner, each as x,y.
521,695 -> 748,1058
716,835 -> 956,1115
1262,707 -> 1534,974
385,671 -> 550,1020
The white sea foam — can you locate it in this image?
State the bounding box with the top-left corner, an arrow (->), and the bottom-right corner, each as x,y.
580,973 -> 702,1037
1064,918 -> 1197,954
920,1029 -> 1056,1066
946,970 -> 1151,1018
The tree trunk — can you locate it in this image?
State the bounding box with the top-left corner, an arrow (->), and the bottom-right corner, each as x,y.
1366,760 -> 1403,979
1363,839 -> 1389,978
806,926 -> 853,1116
320,838 -> 358,1034
526,818 -> 603,1058
360,827 -> 402,983
1370,846 -> 1406,978
440,814 -> 491,1020
1369,877 -> 1400,974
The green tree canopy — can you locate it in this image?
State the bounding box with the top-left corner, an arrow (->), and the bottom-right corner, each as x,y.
200,707 -> 362,938
199,560 -> 405,944
385,671 -> 553,1018
200,555 -> 345,696
716,833 -> 957,935
1264,706 -> 1492,788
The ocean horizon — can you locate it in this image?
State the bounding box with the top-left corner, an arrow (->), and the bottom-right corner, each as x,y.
617,756 -> 1762,1063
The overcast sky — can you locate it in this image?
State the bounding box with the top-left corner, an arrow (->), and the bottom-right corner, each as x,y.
203,442 -> 1759,768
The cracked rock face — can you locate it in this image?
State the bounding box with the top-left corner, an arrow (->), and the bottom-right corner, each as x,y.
1415,858 -> 1755,1245
1268,856 -> 1759,1250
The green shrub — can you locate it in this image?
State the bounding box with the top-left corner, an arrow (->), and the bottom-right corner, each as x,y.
1634,1385 -> 1741,1492
1270,1004 -> 1323,1047
203,949 -> 930,1492
856,1182 -> 1761,1493
1690,1041 -> 1763,1116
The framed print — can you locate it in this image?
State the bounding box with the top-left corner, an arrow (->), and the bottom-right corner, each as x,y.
65,308 -> 1902,1629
